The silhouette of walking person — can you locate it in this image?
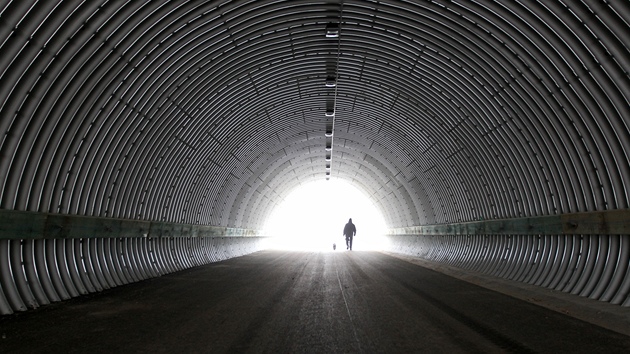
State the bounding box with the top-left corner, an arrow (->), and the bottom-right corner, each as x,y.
343,218 -> 356,250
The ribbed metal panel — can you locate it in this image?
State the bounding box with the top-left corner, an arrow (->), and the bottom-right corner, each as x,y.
0,0 -> 627,229
387,234 -> 630,306
0,236 -> 264,315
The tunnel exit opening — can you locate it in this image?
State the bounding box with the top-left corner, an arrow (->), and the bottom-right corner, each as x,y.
263,179 -> 387,251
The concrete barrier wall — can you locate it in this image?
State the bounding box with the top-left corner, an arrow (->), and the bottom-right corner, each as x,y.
386,233 -> 630,307
0,210 -> 267,315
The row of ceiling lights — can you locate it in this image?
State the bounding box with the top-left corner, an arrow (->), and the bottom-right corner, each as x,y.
325,22 -> 339,181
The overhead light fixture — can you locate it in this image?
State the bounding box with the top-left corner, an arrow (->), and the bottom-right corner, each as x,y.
326,23 -> 339,38
324,21 -> 339,180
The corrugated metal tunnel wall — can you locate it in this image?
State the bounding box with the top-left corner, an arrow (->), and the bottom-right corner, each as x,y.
0,0 -> 629,314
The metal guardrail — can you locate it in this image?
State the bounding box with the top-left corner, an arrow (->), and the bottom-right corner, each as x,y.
0,209 -> 260,240
387,209 -> 630,236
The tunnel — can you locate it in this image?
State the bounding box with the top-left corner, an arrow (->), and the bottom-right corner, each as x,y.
1,0 -> 630,330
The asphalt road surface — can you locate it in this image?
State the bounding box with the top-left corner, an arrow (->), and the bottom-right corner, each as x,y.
1,250 -> 629,353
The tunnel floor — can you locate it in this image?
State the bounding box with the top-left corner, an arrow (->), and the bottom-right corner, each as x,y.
1,250 -> 630,353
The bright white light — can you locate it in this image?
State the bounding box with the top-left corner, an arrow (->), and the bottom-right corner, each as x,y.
263,179 -> 388,251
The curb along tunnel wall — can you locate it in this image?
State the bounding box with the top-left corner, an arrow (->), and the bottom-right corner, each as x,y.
0,210 -> 266,315
386,233 -> 630,306
386,210 -> 630,307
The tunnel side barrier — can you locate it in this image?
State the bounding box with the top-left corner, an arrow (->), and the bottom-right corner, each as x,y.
0,210 -> 267,315
386,209 -> 630,307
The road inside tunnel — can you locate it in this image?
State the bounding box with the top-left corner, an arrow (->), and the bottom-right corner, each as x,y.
1,250 -> 629,353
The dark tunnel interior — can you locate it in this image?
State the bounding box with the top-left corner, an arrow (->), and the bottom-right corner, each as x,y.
1,0 -> 630,314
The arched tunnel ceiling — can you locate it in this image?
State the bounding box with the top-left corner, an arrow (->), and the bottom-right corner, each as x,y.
0,1 -> 629,230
